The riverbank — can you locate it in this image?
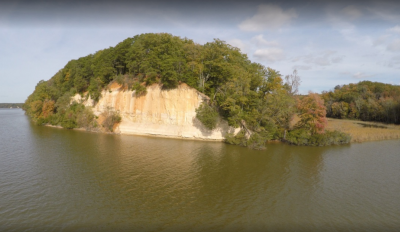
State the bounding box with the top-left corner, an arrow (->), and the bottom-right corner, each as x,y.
326,118 -> 400,142
44,116 -> 400,144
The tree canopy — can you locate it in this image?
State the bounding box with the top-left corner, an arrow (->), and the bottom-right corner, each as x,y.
322,81 -> 400,124
23,32 -> 352,148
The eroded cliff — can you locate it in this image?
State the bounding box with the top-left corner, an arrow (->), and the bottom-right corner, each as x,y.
73,83 -> 237,140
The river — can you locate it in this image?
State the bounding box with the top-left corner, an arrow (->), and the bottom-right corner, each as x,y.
1,109 -> 399,231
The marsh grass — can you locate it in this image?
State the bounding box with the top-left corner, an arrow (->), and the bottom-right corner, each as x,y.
325,118 -> 400,142
290,115 -> 400,143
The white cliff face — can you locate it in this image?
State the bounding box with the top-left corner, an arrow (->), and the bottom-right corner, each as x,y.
74,84 -> 237,140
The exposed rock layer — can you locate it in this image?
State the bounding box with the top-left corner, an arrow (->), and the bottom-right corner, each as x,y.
74,84 -> 237,140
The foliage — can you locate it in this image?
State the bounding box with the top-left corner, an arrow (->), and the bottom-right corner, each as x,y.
23,32 -> 354,148
101,108 -> 122,132
247,130 -> 271,150
59,102 -> 97,129
296,92 -> 328,134
195,102 -> 219,130
132,82 -> 147,96
322,81 -> 400,124
0,103 -> 23,108
286,129 -> 351,146
225,130 -> 248,147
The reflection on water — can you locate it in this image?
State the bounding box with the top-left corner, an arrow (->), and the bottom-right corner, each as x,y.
0,109 -> 399,231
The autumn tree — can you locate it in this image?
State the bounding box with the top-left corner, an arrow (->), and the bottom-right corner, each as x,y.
296,92 -> 327,134
322,81 -> 400,124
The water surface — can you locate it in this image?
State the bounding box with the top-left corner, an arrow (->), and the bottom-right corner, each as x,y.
1,109 -> 399,231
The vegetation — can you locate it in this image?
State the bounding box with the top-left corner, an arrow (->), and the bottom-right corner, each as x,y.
326,118 -> 400,142
0,103 -> 24,108
100,108 -> 122,132
195,102 -> 219,130
23,32 -> 352,147
286,129 -> 351,146
322,81 -> 400,124
0,103 -> 23,108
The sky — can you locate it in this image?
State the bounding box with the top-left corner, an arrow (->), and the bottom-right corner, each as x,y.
0,0 -> 399,102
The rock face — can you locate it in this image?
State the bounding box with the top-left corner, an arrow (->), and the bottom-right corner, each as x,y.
74,83 -> 237,140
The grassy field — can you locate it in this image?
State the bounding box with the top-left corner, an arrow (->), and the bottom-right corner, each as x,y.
290,115 -> 400,143
325,118 -> 400,143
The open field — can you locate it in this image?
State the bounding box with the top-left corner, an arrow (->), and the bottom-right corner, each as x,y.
326,118 -> 400,143
290,115 -> 400,143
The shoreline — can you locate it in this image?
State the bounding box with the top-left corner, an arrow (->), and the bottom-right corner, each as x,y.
42,123 -> 225,142
40,119 -> 400,145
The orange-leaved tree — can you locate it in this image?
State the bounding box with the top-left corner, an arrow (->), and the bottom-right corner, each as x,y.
296,92 -> 327,134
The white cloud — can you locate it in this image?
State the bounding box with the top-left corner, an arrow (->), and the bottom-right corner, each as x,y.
251,34 -> 279,47
388,25 -> 400,34
227,39 -> 248,53
387,39 -> 400,52
238,4 -> 297,31
292,50 -> 343,67
254,48 -> 284,62
352,72 -> 375,79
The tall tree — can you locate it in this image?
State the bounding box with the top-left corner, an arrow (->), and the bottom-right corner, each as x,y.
296,92 -> 327,134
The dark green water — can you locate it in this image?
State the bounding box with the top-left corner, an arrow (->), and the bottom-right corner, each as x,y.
1,109 -> 400,232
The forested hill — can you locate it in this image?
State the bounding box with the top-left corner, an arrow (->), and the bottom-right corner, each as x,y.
24,33 -> 351,148
25,33 -> 266,103
322,81 -> 400,124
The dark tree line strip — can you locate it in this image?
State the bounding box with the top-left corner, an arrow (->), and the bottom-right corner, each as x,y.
322,81 -> 400,124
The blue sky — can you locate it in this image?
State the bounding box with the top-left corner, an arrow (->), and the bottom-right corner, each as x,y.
0,0 -> 399,102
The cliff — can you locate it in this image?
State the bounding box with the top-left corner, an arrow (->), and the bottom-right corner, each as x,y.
73,83 -> 238,140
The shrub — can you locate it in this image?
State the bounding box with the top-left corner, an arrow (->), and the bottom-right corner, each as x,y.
77,107 -> 98,129
115,74 -> 124,85
101,108 -> 122,132
145,72 -> 158,86
225,130 -> 248,147
286,129 -> 351,146
286,128 -> 311,146
132,82 -> 147,96
247,132 -> 268,150
88,79 -> 102,102
195,102 -> 219,130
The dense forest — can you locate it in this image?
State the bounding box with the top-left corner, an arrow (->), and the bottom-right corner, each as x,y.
0,103 -> 23,108
322,81 -> 400,124
24,33 -> 350,148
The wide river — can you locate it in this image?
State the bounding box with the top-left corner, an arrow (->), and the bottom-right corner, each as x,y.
1,109 -> 399,231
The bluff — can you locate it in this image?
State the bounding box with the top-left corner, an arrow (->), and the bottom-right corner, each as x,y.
24,33 -> 352,148
73,83 -> 237,140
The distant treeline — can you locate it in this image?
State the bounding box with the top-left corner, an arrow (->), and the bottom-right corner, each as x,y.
322,81 -> 400,124
0,103 -> 23,108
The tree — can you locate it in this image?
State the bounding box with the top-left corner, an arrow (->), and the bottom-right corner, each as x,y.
296,92 -> 327,134
284,69 -> 301,96
195,102 -> 219,130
